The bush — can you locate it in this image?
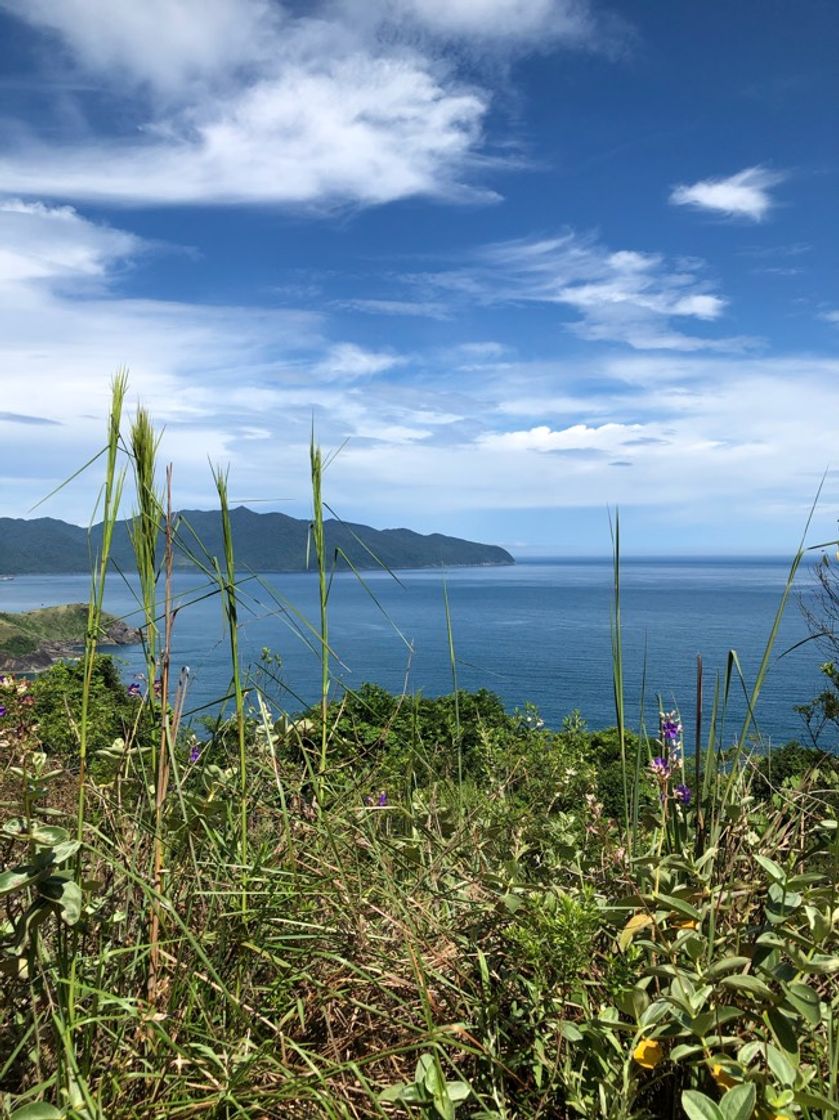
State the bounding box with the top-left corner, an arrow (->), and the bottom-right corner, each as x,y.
30,655 -> 143,759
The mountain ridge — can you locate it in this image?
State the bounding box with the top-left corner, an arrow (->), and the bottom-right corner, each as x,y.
0,507 -> 514,574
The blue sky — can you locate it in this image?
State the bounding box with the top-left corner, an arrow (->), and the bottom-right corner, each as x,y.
0,0 -> 836,554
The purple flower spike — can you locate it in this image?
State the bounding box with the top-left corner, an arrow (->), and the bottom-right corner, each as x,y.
674,783 -> 692,805
376,791 -> 388,806
127,682 -> 141,697
0,705 -> 6,718
650,756 -> 670,779
189,744 -> 201,764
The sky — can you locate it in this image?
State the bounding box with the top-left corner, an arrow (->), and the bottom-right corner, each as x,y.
0,0 -> 836,555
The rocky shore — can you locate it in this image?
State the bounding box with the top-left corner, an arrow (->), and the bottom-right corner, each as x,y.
0,606 -> 141,673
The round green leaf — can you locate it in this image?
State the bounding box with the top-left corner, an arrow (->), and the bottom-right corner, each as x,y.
10,1104 -> 65,1120
682,1090 -> 724,1120
719,1082 -> 756,1120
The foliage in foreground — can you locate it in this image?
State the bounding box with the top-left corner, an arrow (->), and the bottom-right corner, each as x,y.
2,380 -> 839,1120
2,664 -> 839,1120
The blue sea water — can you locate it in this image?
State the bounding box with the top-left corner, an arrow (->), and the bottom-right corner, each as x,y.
1,557 -> 832,746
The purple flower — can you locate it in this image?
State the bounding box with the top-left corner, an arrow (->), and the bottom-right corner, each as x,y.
650,756 -> 670,779
0,705 -> 6,718
127,682 -> 142,697
189,744 -> 201,764
674,783 -> 691,805
660,713 -> 682,741
376,791 -> 388,806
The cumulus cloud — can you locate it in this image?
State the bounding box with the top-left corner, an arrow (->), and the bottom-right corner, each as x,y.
0,62 -> 488,208
669,167 -> 784,222
0,0 -> 612,211
479,421 -> 642,452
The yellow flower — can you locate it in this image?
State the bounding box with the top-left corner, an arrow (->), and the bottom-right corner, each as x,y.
633,1039 -> 663,1069
675,919 -> 698,929
710,1062 -> 738,1089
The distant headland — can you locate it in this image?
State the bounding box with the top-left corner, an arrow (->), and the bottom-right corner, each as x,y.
0,604 -> 140,672
0,507 -> 515,575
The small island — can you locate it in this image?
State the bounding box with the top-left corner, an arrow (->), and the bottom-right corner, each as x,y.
0,603 -> 140,672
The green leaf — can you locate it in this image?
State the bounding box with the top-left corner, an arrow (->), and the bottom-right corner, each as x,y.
671,1043 -> 704,1061
783,982 -> 821,1025
795,1090 -> 839,1112
754,854 -> 786,883
682,1090 -> 724,1120
766,1008 -> 800,1056
0,865 -> 43,896
30,824 -> 70,847
379,1083 -> 424,1103
719,1082 -> 756,1120
765,1043 -> 796,1088
38,877 -> 82,926
705,957 -> 752,979
653,893 -> 701,921
719,975 -> 776,1002
690,1007 -> 743,1036
49,840 -> 81,865
10,1105 -> 65,1120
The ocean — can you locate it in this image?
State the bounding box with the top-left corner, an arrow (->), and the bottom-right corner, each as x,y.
1,557 -> 833,746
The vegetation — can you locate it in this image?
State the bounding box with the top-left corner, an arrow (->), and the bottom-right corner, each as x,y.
1,382 -> 838,1120
0,604 -> 136,667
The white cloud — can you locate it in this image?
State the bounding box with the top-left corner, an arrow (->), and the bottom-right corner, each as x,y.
377,0 -> 596,43
0,199 -> 139,285
0,200 -> 837,544
479,421 -> 642,452
0,59 -> 487,208
819,309 -> 839,324
0,0 -> 500,209
0,0 -> 278,98
669,167 -> 783,222
0,0 -> 616,211
404,230 -> 740,350
339,298 -> 451,319
314,343 -> 405,380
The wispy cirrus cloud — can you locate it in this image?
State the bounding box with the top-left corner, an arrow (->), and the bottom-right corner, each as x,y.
669,166 -> 784,222
386,230 -> 749,351
340,0 -> 604,47
0,412 -> 61,426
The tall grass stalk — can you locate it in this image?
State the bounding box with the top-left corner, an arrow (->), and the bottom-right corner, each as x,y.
309,436 -> 331,803
212,465 -> 249,894
76,373 -> 128,838
442,578 -> 463,788
609,510 -> 632,847
127,406 -> 163,724
149,465 -> 178,999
